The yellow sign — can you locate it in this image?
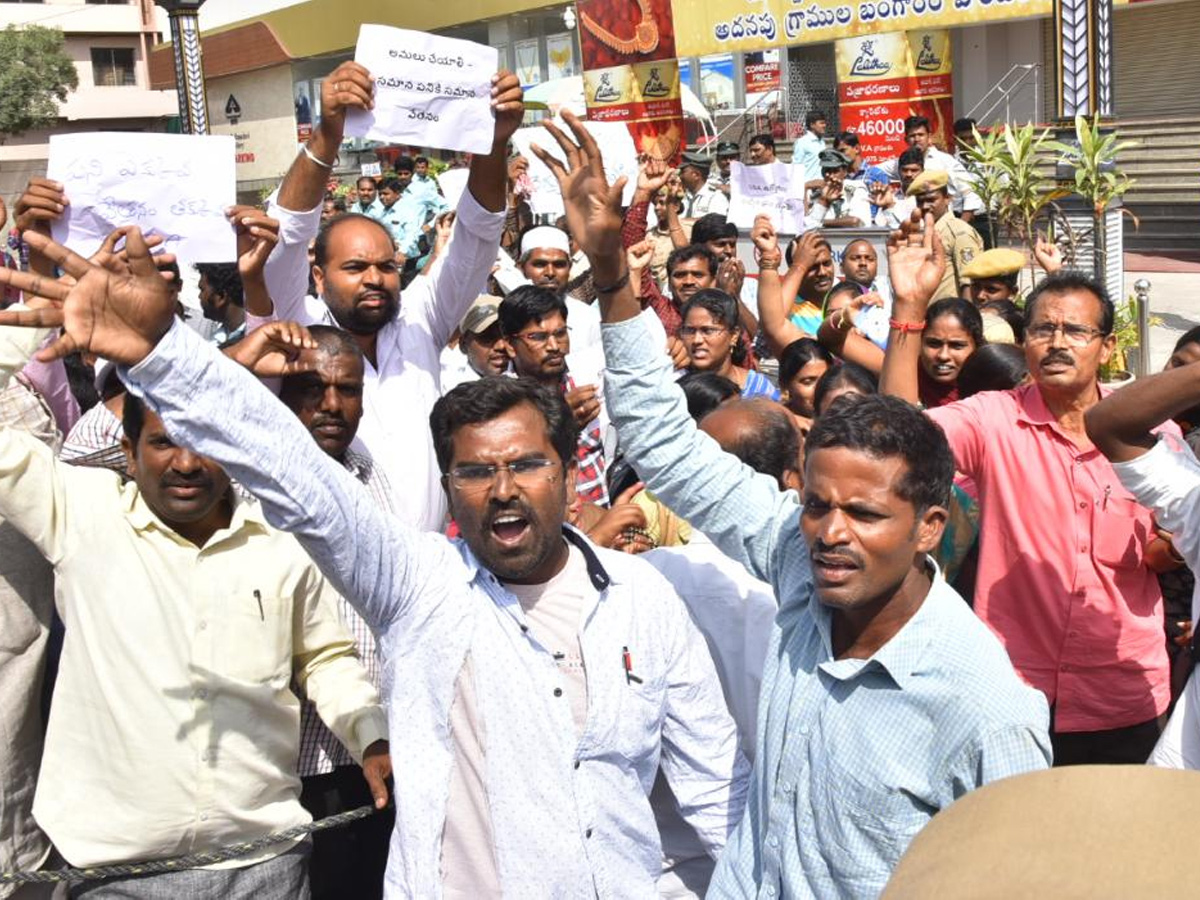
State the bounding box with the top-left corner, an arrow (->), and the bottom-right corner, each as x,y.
674,0 -> 1051,58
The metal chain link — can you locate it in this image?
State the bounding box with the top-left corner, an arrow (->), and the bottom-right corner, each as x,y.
0,804 -> 378,885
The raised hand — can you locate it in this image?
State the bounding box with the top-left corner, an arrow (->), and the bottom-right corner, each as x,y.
226,206 -> 281,282
583,482 -> 653,554
530,111 -> 627,271
869,181 -> 896,210
634,156 -> 674,204
1033,231 -> 1063,275
489,70 -> 524,151
626,239 -> 654,279
887,209 -> 946,316
790,231 -> 826,276
565,383 -> 601,428
716,257 -> 745,298
223,321 -> 316,378
318,61 -> 375,140
750,214 -> 779,259
14,178 -> 67,235
0,228 -> 174,365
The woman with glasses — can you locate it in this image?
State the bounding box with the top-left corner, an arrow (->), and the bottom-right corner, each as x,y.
680,290 -> 779,401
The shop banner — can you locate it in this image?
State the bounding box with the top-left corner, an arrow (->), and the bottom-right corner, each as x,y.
906,29 -> 954,151
577,0 -> 685,159
673,0 -> 1050,59
835,31 -> 912,165
744,61 -> 781,95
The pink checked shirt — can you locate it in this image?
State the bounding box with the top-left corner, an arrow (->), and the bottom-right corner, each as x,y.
928,383 -> 1175,732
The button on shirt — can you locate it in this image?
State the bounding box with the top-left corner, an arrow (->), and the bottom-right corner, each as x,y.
263,187 -> 503,531
122,320 -> 750,899
0,323 -> 387,869
927,384 -> 1176,731
601,312 -> 1051,899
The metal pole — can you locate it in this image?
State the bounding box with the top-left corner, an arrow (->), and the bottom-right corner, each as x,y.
157,0 -> 209,134
1134,278 -> 1151,379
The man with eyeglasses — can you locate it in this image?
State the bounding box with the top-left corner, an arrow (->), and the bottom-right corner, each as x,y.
881,246 -> 1179,766
499,285 -> 611,505
0,238 -> 750,895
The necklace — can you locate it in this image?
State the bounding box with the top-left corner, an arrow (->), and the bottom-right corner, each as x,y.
581,0 -> 660,56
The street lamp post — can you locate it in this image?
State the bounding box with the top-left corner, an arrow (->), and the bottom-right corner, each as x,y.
156,0 -> 210,134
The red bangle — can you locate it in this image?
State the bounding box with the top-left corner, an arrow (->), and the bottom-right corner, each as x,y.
889,318 -> 926,333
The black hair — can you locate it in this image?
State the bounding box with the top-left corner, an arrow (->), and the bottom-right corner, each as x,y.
667,244 -> 718,279
980,299 -> 1025,343
63,353 -> 101,412
807,392 -> 955,512
712,399 -> 801,490
926,297 -> 985,348
380,176 -> 403,193
194,262 -> 244,309
957,343 -> 1029,398
835,131 -> 860,148
813,362 -> 878,416
123,392 -> 146,446
822,280 -> 864,315
691,213 -> 737,246
779,338 -> 834,385
681,288 -> 739,331
954,117 -> 977,134
306,324 -> 364,360
898,147 -> 925,170
748,133 -> 775,150
355,175 -> 377,189
678,371 -> 740,421
1174,326 -> 1200,354
498,285 -> 568,337
904,115 -> 931,133
805,110 -> 827,128
430,376 -> 580,473
395,157 -> 415,173
1024,270 -> 1114,336
324,195 -> 346,212
415,156 -> 430,166
313,213 -> 395,268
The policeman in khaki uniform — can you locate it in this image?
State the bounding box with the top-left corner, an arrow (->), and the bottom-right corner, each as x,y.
962,247 -> 1026,306
907,169 -> 983,300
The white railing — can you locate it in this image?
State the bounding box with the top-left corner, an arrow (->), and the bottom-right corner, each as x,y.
965,64 -> 1041,126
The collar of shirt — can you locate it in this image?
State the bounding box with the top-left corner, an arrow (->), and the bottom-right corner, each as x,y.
122,482 -> 267,543
1012,381 -> 1107,442
813,557 -> 941,690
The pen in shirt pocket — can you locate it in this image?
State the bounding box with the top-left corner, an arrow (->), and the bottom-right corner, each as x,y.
623,646 -> 642,684
254,589 -> 264,621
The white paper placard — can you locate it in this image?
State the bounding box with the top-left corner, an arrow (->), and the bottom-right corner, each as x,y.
360,161 -> 383,177
47,132 -> 236,269
728,161 -> 805,234
436,168 -> 470,209
510,120 -> 638,218
345,25 -> 497,155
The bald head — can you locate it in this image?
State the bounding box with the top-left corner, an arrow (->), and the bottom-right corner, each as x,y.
841,239 -> 878,288
700,398 -> 802,492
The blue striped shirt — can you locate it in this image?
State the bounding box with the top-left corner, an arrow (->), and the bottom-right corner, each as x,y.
603,311 -> 1052,899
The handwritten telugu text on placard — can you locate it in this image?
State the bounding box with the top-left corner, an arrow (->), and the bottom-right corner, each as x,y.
728,161 -> 805,233
345,25 -> 497,155
47,132 -> 236,269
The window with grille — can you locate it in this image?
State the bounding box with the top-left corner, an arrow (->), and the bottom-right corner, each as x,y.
91,48 -> 136,87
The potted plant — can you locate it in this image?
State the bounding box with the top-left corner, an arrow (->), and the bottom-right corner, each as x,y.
1046,114 -> 1137,284
1099,293 -> 1160,389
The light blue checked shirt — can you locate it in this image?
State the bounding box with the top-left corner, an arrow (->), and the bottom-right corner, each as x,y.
602,312 -> 1052,900
122,318 -> 749,898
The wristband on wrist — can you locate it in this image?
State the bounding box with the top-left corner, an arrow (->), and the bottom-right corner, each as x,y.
594,270 -> 631,295
888,317 -> 926,333
302,144 -> 336,169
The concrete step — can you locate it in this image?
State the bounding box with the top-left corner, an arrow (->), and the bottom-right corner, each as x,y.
1125,234 -> 1200,252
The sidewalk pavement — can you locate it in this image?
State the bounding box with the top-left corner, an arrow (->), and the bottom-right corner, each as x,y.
1124,252 -> 1200,373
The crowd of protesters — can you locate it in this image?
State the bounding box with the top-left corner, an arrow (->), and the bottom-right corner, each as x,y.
0,55 -> 1198,900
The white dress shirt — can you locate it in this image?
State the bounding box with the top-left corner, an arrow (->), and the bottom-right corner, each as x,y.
122,319 -> 750,898
263,188 -> 504,531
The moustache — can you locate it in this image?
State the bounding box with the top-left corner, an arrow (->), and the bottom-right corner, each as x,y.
811,542 -> 862,567
1041,350 -> 1074,367
161,472 -> 213,490
310,414 -> 347,430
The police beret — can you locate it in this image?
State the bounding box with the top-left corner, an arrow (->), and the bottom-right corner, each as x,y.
680,151 -> 713,171
716,141 -> 740,157
905,170 -> 950,196
962,248 -> 1027,280
819,149 -> 851,171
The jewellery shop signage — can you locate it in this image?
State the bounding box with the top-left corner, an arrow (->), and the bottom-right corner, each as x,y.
673,0 -> 1051,57
577,0 -> 686,162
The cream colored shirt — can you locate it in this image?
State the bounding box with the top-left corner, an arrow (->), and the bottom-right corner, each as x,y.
0,323 -> 389,869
